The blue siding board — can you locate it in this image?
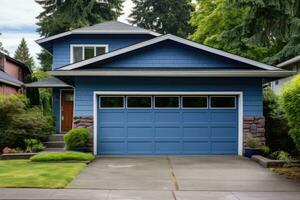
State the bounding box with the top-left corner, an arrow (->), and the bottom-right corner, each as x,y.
53,88 -> 60,132
74,77 -> 263,117
52,34 -> 154,69
85,40 -> 259,69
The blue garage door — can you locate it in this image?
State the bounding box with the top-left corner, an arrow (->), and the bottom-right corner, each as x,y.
97,95 -> 238,155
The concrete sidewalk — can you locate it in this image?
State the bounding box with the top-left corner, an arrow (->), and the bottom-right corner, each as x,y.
0,189 -> 300,200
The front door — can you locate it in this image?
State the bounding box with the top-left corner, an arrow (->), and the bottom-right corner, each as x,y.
61,90 -> 74,132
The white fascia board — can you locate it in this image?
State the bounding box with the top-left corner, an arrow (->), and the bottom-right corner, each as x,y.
277,55 -> 300,68
58,34 -> 282,71
50,70 -> 295,78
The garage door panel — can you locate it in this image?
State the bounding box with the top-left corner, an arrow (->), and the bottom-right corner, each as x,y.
127,127 -> 154,138
99,112 -> 126,123
155,142 -> 182,154
183,142 -> 210,154
127,112 -> 153,122
155,112 -> 181,122
183,127 -> 210,138
182,112 -> 210,123
99,127 -> 126,138
98,142 -> 125,154
155,127 -> 181,138
211,142 -> 237,154
128,142 -> 153,154
211,127 -> 238,138
211,111 -> 237,122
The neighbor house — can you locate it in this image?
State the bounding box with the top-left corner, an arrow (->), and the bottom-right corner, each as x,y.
0,52 -> 31,95
270,55 -> 300,94
27,21 -> 294,156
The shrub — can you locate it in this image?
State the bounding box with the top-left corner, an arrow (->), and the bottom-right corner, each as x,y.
263,87 -> 296,153
245,135 -> 260,148
260,145 -> 271,156
281,75 -> 300,151
64,128 -> 89,150
270,151 -> 291,161
0,94 -> 55,150
24,139 -> 45,153
30,151 -> 95,162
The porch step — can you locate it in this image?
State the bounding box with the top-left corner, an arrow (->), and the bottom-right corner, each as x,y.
44,141 -> 65,148
44,148 -> 65,152
48,134 -> 64,141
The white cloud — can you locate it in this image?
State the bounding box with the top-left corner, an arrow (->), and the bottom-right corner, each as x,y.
0,0 -> 134,67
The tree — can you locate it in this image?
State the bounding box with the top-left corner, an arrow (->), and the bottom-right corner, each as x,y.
0,33 -> 9,55
14,38 -> 35,71
130,0 -> 194,37
190,0 -> 300,65
281,75 -> 300,151
35,0 -> 124,70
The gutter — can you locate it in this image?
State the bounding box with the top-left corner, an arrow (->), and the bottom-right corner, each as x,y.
0,78 -> 23,87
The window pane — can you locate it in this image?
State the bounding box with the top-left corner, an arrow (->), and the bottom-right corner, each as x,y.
65,94 -> 74,102
211,96 -> 235,108
96,47 -> 106,56
127,97 -> 151,108
155,97 -> 179,108
84,47 -> 95,60
182,96 -> 207,108
100,97 -> 124,108
73,47 -> 83,63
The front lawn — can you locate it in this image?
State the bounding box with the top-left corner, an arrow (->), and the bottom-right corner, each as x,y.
0,160 -> 85,188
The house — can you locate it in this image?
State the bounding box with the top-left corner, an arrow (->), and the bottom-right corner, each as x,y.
270,55 -> 300,94
0,52 -> 31,95
27,21 -> 294,156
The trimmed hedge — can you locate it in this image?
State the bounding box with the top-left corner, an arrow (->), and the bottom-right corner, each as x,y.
30,151 -> 95,162
64,128 -> 89,150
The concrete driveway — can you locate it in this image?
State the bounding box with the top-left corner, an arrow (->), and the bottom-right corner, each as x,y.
1,156 -> 299,200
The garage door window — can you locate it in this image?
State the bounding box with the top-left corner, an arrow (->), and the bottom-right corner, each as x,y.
155,96 -> 179,108
127,96 -> 152,108
210,96 -> 236,108
100,96 -> 124,108
182,96 -> 207,108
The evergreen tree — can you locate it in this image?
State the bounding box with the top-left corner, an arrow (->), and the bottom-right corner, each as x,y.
35,0 -> 124,70
14,38 -> 35,70
130,0 -> 194,37
0,33 -> 9,55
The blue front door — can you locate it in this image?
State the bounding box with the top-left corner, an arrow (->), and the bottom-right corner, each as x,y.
97,95 -> 238,155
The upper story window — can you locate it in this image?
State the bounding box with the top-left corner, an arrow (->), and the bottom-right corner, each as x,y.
71,45 -> 108,63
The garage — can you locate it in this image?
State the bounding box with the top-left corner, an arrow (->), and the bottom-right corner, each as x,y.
96,94 -> 238,155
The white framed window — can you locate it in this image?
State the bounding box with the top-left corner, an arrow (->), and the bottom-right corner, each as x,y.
182,96 -> 208,109
126,96 -> 152,109
70,44 -> 108,63
99,96 -> 125,109
154,96 -> 180,109
210,96 -> 236,109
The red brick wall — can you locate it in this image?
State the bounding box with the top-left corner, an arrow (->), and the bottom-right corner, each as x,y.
0,84 -> 18,95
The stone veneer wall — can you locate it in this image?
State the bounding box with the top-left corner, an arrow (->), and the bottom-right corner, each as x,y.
73,116 -> 94,152
243,116 -> 266,146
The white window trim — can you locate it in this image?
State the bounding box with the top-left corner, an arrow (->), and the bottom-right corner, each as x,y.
154,96 -> 180,109
126,96 -> 153,109
93,91 -> 244,156
210,96 -> 237,109
181,96 -> 208,109
70,44 -> 109,63
99,96 -> 125,109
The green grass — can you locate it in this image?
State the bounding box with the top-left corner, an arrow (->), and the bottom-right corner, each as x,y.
30,151 -> 95,162
0,160 -> 85,188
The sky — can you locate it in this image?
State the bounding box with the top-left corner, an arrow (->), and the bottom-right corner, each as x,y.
0,0 -> 134,65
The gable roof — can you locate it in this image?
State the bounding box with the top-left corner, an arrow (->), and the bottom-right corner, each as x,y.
0,70 -> 23,87
57,34 -> 282,71
36,21 -> 161,45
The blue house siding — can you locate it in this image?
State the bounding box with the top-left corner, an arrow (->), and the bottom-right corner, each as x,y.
84,40 -> 259,69
53,88 -> 60,132
73,77 -> 263,117
52,34 -> 154,69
